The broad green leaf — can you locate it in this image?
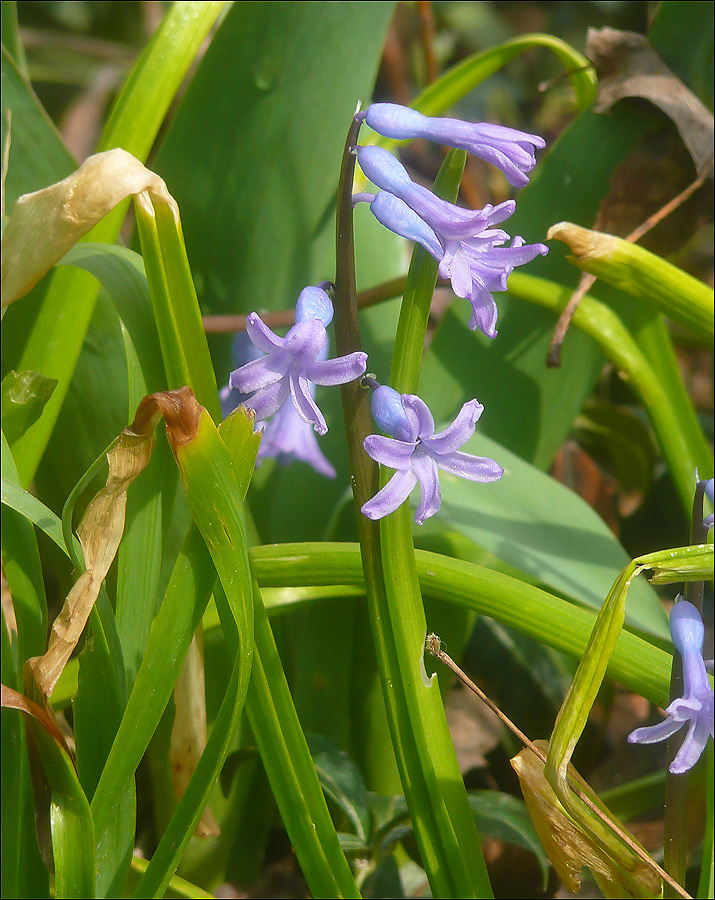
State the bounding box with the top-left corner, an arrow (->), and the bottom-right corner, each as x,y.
649,1 -> 714,110
0,45 -> 75,211
574,402 -> 655,498
153,0 -> 397,320
434,428 -> 668,637
0,2 -> 27,77
1,578 -> 49,900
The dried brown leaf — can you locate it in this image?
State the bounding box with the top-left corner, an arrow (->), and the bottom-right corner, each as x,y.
28,428 -> 155,696
588,28 -> 714,178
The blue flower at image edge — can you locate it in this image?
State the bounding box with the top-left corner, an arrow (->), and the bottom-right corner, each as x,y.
628,599 -> 714,774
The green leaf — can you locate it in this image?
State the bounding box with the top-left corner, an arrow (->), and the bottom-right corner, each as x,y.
434,427 -> 668,637
548,222 -> 714,342
1,597 -> 49,899
132,400 -> 258,898
0,44 -> 74,211
399,33 -> 595,118
250,543 -> 674,708
1,370 -> 57,446
307,732 -> 371,844
5,1 -> 226,485
153,0 -> 397,318
649,1 -> 714,110
469,791 -> 549,888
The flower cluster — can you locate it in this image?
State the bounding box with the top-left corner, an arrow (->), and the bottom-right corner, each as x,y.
354,104 -> 548,337
225,103 -> 550,520
628,599 -> 714,774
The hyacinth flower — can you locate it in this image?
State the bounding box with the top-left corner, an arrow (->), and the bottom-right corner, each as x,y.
230,285 -> 367,436
361,102 -> 546,188
354,145 -> 548,337
628,600 -> 714,774
221,332 -> 336,478
361,384 -> 503,525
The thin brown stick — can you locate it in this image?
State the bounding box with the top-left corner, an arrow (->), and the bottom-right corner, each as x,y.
425,634 -> 692,900
417,0 -> 438,84
202,276 -> 409,334
547,161 -> 713,367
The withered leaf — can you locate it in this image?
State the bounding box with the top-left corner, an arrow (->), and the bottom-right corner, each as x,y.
588,27 -> 714,178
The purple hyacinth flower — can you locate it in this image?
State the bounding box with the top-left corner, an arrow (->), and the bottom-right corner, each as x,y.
364,102 -> 546,187
220,332 -> 264,418
361,385 -> 503,525
256,391 -> 336,479
229,285 -> 367,436
354,146 -> 548,337
628,599 -> 714,774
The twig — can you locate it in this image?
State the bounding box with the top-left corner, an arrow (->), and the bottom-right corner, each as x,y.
202,276 -> 408,334
417,1 -> 438,84
547,161 -> 713,368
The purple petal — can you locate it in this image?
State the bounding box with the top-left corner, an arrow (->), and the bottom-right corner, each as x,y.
230,353 -> 287,392
423,399 -> 483,455
401,395 -> 435,439
295,285 -> 334,326
411,453 -> 441,525
368,192 -> 444,261
365,104 -> 545,187
306,351 -> 367,386
371,385 -> 416,442
669,715 -> 711,774
258,402 -> 336,478
361,469 -> 417,520
468,294 -> 499,339
434,450 -> 504,482
246,312 -> 285,352
670,601 -> 710,698
628,716 -> 684,745
356,145 -> 412,194
245,379 -> 290,422
363,434 -> 416,470
284,319 -> 327,363
290,373 -> 327,435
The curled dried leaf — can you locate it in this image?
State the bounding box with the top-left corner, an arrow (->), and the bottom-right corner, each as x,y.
1,147 -> 175,306
28,428 -> 155,696
512,741 -> 662,899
